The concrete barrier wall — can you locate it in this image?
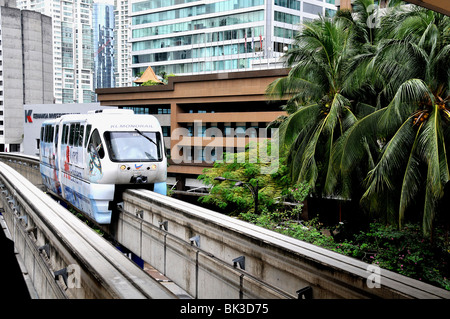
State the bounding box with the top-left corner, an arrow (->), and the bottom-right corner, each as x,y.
117,206 -> 291,299
0,198 -> 66,298
120,189 -> 450,299
0,159 -> 176,299
0,154 -> 42,187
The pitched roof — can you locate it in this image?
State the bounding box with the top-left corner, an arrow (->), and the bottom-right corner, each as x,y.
133,66 -> 163,84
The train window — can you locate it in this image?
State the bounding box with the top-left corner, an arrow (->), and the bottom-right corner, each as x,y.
85,124 -> 92,147
40,127 -> 44,142
65,125 -> 69,144
45,125 -> 50,143
50,126 -> 55,143
88,129 -> 105,159
74,123 -> 80,146
62,124 -> 68,144
69,124 -> 75,146
55,125 -> 59,148
79,125 -> 84,147
104,131 -> 162,162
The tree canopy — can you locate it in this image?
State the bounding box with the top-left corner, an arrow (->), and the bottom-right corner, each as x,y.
267,1 -> 450,237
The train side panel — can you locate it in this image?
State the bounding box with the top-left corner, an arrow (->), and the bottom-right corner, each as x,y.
39,110 -> 167,224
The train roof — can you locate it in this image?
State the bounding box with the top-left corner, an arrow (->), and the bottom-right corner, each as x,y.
41,109 -> 162,131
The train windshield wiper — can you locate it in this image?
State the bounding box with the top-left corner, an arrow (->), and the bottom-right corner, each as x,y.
134,128 -> 158,147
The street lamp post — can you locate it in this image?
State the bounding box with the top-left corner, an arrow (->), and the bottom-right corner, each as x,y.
214,176 -> 259,214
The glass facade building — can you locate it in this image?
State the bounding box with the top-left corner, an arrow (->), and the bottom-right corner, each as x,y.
93,3 -> 115,90
129,0 -> 336,77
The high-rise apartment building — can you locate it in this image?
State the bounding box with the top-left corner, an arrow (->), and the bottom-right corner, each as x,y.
114,0 -> 132,87
93,2 -> 115,89
0,0 -> 53,152
128,0 -> 336,78
17,0 -> 95,104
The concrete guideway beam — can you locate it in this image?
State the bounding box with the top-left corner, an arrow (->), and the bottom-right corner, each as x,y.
0,160 -> 177,299
121,189 -> 450,299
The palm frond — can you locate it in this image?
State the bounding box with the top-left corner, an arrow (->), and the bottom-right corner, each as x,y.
378,79 -> 432,135
398,124 -> 423,228
278,103 -> 320,147
362,115 -> 416,202
324,108 -> 383,196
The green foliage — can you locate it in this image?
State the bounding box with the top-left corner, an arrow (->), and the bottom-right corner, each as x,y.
198,142 -> 292,215
268,1 -> 450,237
349,222 -> 450,290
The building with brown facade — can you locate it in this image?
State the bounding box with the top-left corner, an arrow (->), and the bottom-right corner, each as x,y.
96,68 -> 289,191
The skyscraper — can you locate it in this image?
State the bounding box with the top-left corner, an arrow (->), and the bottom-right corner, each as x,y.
128,0 -> 336,78
114,0 -> 132,87
0,0 -> 53,152
17,0 -> 95,103
93,2 -> 115,89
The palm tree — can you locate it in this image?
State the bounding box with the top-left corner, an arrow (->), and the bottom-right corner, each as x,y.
331,5 -> 450,236
266,1 -> 387,200
266,15 -> 362,196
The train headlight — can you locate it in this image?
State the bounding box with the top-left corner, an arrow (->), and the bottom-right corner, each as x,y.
120,165 -> 127,170
151,164 -> 157,170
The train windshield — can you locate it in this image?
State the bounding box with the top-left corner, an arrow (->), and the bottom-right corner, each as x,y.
104,131 -> 163,162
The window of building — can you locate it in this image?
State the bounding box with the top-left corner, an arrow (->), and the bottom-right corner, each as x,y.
162,126 -> 171,137
158,107 -> 171,114
132,10 -> 264,39
303,2 -> 323,15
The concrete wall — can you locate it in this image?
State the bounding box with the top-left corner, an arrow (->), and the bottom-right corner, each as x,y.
0,5 -> 53,150
22,10 -> 54,105
118,189 -> 450,299
1,6 -> 24,145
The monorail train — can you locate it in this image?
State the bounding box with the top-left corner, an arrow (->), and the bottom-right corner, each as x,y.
39,109 -> 167,224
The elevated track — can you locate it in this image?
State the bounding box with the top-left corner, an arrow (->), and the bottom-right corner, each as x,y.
1,153 -> 449,299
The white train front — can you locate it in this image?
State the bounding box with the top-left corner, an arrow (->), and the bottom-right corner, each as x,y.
39,109 -> 167,224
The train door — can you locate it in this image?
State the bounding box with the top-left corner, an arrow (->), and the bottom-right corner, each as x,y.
52,122 -> 62,195
67,121 -> 87,173
53,123 -> 59,170
85,125 -> 105,183
60,122 -> 70,177
83,123 -> 93,180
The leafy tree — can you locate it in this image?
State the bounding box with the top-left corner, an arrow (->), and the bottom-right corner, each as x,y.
266,15 -> 359,197
265,3 -> 389,211
329,5 -> 450,236
198,142 -> 291,215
